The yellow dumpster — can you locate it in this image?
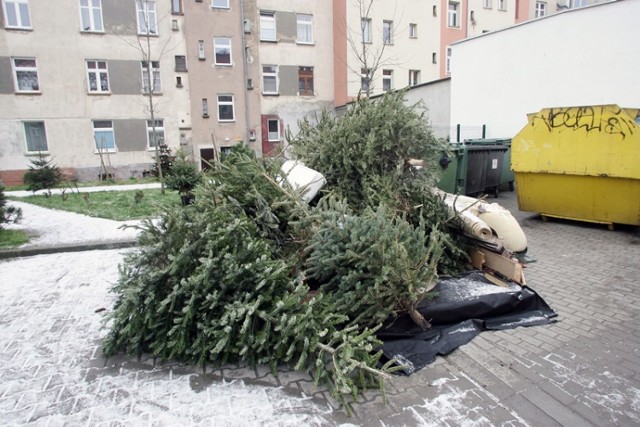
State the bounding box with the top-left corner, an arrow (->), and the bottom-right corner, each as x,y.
512,105 -> 640,228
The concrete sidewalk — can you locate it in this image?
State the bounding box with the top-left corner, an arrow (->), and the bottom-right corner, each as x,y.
0,189 -> 639,425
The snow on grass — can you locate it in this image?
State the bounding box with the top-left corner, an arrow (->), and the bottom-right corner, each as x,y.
437,276 -> 520,302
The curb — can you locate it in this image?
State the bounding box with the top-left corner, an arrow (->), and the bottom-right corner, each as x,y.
0,240 -> 139,260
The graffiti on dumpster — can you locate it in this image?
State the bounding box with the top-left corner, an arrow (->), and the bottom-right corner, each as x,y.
531,106 -> 636,140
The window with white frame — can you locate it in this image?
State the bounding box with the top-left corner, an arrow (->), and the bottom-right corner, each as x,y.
498,0 -> 506,11
446,47 -> 452,74
262,65 -> 278,94
141,61 -> 160,93
570,0 -> 588,7
198,40 -> 205,59
23,121 -> 48,152
260,11 -> 276,41
360,68 -> 370,93
383,20 -> 392,44
2,0 -> 31,29
382,69 -> 392,92
93,120 -> 116,152
79,0 -> 103,32
217,94 -> 235,122
408,69 -> 420,86
298,66 -> 314,96
409,23 -> 417,38
147,119 -> 164,148
211,0 -> 229,9
483,0 -> 492,8
296,14 -> 313,44
535,1 -> 546,17
12,57 -> 39,92
447,2 -> 459,27
361,18 -> 371,43
267,119 -> 280,142
214,37 -> 232,65
136,0 -> 157,35
86,60 -> 109,93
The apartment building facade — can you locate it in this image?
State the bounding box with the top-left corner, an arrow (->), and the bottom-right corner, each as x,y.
0,0 -> 191,185
0,0 -> 610,184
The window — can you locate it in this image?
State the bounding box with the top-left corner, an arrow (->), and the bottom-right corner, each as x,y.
2,0 -> 31,29
79,0 -> 103,32
267,119 -> 280,142
296,14 -> 313,44
383,20 -> 392,44
141,61 -> 161,93
498,0 -> 506,11
198,40 -> 205,59
446,47 -> 452,74
262,65 -> 278,95
298,66 -> 314,96
483,0 -> 492,8
93,120 -> 116,152
202,98 -> 209,117
23,121 -> 48,152
147,119 -> 164,148
361,18 -> 371,43
360,68 -> 370,93
175,55 -> 187,72
570,0 -> 588,8
87,60 -> 109,93
408,69 -> 420,86
12,58 -> 39,92
217,95 -> 234,122
136,0 -> 157,35
382,69 -> 392,92
260,12 -> 276,41
171,0 -> 182,14
214,37 -> 232,65
535,1 -> 546,17
409,23 -> 417,38
432,52 -> 437,64
447,2 -> 459,27
211,0 -> 229,8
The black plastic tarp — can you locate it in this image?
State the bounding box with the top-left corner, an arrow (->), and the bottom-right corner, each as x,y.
378,271 -> 557,374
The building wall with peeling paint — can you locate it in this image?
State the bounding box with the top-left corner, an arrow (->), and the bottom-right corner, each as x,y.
449,0 -> 639,139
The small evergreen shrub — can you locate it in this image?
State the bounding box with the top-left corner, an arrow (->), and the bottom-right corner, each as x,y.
23,153 -> 63,192
0,182 -> 22,228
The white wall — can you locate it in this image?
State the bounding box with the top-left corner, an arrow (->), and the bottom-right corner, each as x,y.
450,0 -> 640,139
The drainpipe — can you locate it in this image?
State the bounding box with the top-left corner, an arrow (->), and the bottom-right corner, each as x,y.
239,0 -> 252,149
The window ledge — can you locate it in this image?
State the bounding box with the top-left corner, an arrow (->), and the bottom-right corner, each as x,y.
94,150 -> 117,154
202,114 -> 210,118
80,30 -> 105,34
142,92 -> 163,96
296,41 -> 315,46
262,93 -> 279,97
138,33 -> 160,38
214,64 -> 233,68
4,26 -> 32,31
25,151 -> 50,156
260,39 -> 278,43
218,120 -> 236,123
15,91 -> 42,95
87,92 -> 111,96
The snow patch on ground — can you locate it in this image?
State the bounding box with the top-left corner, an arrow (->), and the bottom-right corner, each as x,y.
542,352 -> 640,424
0,250 -> 336,426
399,372 -> 529,427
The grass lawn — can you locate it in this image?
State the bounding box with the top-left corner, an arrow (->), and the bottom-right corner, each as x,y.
12,188 -> 181,221
0,229 -> 30,248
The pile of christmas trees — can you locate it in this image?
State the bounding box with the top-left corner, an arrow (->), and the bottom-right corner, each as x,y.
103,91 -> 469,409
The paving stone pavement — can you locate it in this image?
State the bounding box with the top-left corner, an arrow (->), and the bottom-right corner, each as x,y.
1,189 -> 639,426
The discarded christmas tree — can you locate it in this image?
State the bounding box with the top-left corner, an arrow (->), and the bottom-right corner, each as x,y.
103,92 -> 469,409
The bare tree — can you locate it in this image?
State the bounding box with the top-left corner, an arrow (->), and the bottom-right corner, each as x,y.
119,0 -> 179,194
345,0 -> 401,97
